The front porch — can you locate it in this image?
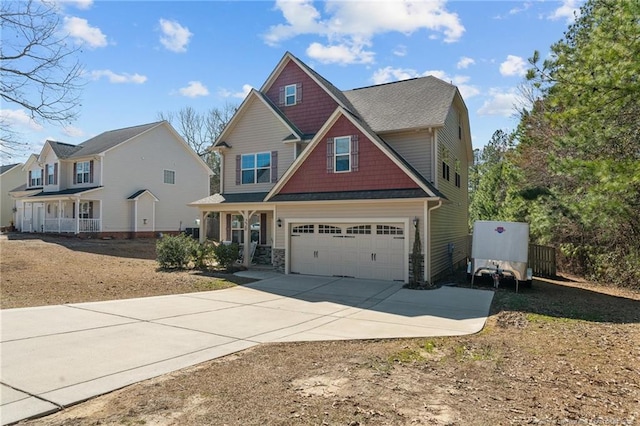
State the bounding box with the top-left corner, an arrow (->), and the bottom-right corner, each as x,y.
21,198 -> 102,235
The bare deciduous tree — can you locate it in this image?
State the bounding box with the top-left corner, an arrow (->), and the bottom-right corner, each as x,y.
1,0 -> 83,156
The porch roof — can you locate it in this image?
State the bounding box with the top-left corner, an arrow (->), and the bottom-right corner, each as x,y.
189,192 -> 269,206
24,186 -> 103,199
269,188 -> 434,202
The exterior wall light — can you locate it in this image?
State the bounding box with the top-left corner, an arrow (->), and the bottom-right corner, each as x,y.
277,218 -> 282,227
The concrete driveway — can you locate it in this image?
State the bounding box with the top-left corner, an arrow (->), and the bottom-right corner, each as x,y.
0,274 -> 494,425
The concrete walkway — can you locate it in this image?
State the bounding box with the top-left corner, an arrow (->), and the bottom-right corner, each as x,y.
0,274 -> 494,425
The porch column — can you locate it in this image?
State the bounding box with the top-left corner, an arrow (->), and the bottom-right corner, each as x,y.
75,197 -> 80,234
58,199 -> 62,232
241,210 -> 256,267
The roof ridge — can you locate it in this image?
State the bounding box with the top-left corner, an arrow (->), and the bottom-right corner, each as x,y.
346,75 -> 454,93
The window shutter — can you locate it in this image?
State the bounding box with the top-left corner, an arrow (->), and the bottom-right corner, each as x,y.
351,135 -> 359,172
226,214 -> 231,241
73,163 -> 77,184
278,86 -> 285,106
271,151 -> 278,183
89,160 -> 94,183
260,213 -> 267,245
235,155 -> 241,185
54,163 -> 58,184
296,83 -> 302,103
44,164 -> 48,185
72,202 -> 76,219
28,171 -> 32,186
326,138 -> 334,173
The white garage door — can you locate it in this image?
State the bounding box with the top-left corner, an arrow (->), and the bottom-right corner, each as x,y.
290,223 -> 405,281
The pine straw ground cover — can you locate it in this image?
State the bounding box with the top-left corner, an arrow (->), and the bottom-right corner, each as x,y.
2,234 -> 639,425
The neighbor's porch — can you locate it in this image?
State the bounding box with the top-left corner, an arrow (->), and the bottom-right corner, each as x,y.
22,198 -> 102,234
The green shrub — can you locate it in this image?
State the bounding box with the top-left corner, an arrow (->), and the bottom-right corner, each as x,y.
212,242 -> 240,271
156,233 -> 197,269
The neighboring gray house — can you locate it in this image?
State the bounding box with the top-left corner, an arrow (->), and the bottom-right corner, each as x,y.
190,52 -> 472,283
0,163 -> 26,230
12,121 -> 212,237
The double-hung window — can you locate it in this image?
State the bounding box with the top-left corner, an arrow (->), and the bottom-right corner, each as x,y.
285,84 -> 297,106
30,169 -> 42,187
76,161 -> 91,184
46,164 -> 55,185
241,152 -> 271,184
334,136 -> 351,172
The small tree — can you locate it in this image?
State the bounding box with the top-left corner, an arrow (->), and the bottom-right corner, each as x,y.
411,219 -> 423,285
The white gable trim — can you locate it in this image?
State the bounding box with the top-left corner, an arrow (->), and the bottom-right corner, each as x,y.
213,89 -> 302,148
265,107 -> 438,201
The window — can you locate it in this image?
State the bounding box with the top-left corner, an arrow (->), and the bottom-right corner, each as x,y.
319,224 -> 341,234
231,214 -> 244,243
285,84 -> 297,106
334,136 -> 351,172
455,159 -> 461,188
46,164 -> 55,185
292,224 -> 314,234
164,169 -> 175,185
76,161 -> 91,184
241,153 -> 270,184
30,169 -> 42,187
441,147 -> 450,181
79,201 -> 93,219
346,225 -> 371,235
377,225 -> 403,235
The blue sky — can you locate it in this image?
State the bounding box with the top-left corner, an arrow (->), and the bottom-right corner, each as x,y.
1,0 -> 582,163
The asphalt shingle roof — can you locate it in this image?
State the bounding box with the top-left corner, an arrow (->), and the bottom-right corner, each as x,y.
0,163 -> 21,175
343,76 -> 457,133
270,188 -> 432,202
48,141 -> 81,159
69,122 -> 162,158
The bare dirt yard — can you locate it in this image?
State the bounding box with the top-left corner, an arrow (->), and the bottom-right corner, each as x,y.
2,233 -> 639,426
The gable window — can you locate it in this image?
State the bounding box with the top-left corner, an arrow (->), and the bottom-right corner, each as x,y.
455,159 -> 461,188
164,169 -> 176,185
29,169 -> 42,187
285,84 -> 297,106
327,135 -> 358,173
241,152 -> 271,184
46,164 -> 55,185
74,161 -> 92,184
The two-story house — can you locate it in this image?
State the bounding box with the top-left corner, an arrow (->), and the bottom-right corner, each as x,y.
0,163 -> 26,230
12,121 -> 212,238
190,52 -> 472,283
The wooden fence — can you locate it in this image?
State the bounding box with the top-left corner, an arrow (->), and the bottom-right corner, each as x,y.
528,244 -> 557,277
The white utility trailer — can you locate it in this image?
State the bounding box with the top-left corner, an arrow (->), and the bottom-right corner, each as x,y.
468,220 -> 533,292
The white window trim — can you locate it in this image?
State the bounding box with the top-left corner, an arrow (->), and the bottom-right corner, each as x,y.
241,152 -> 271,185
76,161 -> 91,184
46,164 -> 55,185
163,169 -> 176,185
334,136 -> 351,173
284,84 -> 297,106
30,169 -> 42,187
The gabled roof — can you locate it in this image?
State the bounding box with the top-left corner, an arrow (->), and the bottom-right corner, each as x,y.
266,107 -> 444,201
343,76 -> 457,133
0,163 -> 21,175
188,192 -> 269,206
48,141 -> 81,159
68,122 -> 163,158
127,189 -> 159,202
212,89 -> 305,148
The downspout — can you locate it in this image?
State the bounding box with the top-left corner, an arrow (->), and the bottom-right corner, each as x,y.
424,199 -> 443,284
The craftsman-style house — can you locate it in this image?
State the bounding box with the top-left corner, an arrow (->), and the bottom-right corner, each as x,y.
190,52 -> 472,283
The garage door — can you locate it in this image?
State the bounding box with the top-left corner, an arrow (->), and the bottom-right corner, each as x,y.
290,223 -> 405,281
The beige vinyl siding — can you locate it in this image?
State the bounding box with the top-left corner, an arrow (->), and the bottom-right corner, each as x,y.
0,166 -> 26,227
222,98 -> 296,194
430,105 -> 470,279
383,129 -> 433,183
274,200 -> 425,248
101,124 -> 210,232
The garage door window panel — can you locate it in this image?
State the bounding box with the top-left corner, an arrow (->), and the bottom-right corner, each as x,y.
377,225 -> 403,235
292,224 -> 314,234
347,225 -> 371,235
319,224 -> 341,234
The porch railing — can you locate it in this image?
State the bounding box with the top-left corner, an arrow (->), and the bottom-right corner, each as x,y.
42,218 -> 101,233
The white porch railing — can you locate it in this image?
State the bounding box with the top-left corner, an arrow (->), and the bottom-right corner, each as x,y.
43,218 -> 101,233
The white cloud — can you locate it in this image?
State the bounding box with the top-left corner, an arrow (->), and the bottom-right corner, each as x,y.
548,0 -> 581,23
509,2 -> 531,15
478,88 -> 527,117
63,16 -> 107,48
457,56 -> 475,69
264,0 -> 465,65
62,125 -> 85,138
159,19 -> 192,53
62,0 -> 93,9
499,55 -> 527,77
90,70 -> 147,84
371,67 -> 479,99
393,45 -> 407,57
0,109 -> 43,132
219,84 -> 253,99
178,81 -> 209,98
306,42 -> 374,65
